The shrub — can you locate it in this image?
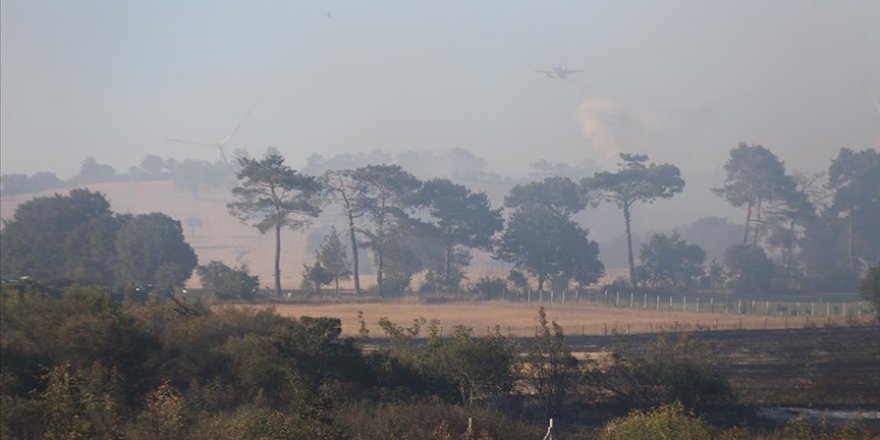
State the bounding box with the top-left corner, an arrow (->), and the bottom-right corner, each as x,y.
591,333 -> 733,412
600,402 -> 712,440
473,276 -> 506,299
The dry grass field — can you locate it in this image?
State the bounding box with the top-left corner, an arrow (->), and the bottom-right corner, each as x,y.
239,300 -> 875,337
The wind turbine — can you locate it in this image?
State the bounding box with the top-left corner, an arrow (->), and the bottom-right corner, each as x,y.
166,101 -> 258,163
870,90 -> 880,148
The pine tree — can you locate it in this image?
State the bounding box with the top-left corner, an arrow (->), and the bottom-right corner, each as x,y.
318,226 -> 352,296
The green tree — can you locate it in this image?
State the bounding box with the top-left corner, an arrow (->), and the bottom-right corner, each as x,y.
496,207 -> 603,298
0,189 -> 113,282
638,233 -> 706,290
317,226 -> 352,296
134,154 -> 167,180
582,153 -> 685,289
700,258 -> 726,291
62,216 -> 122,286
525,307 -> 579,419
350,164 -> 421,296
321,169 -> 367,295
859,267 -> 880,324
371,221 -> 426,296
129,383 -> 187,440
432,327 -> 519,408
115,213 -> 198,289
73,157 -> 117,184
301,258 -> 334,295
507,270 -> 530,299
416,178 -> 503,291
825,148 -> 880,279
677,216 -> 742,261
37,363 -> 124,440
801,215 -> 853,290
505,176 -> 585,216
762,173 -> 818,284
712,143 -> 797,246
227,154 -> 322,296
0,171 -> 62,196
724,244 -> 773,293
196,261 -> 259,300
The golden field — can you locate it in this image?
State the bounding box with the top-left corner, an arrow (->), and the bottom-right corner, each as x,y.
234,300 -> 872,337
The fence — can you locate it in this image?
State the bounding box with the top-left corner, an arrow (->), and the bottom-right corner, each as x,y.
497,289 -> 875,320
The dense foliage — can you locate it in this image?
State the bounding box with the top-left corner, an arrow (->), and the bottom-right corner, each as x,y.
0,189 -> 196,289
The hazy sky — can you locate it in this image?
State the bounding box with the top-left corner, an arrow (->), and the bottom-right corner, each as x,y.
2,0 -> 879,180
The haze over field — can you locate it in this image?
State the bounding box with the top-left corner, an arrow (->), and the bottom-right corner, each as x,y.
2,1 -> 880,289
3,1 -> 878,177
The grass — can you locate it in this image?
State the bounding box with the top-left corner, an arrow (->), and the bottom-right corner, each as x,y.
236,299 -> 875,337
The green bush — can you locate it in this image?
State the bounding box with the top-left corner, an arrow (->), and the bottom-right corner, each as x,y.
600,402 -> 712,440
592,333 -> 733,412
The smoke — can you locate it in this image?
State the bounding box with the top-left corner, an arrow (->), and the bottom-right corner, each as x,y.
574,98 -> 665,160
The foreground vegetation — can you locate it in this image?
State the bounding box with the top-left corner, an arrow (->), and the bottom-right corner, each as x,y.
2,283 -> 877,439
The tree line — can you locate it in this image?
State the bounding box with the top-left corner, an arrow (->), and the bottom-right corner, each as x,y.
0,155 -> 238,197
1,145 -> 878,305
228,145 -> 878,301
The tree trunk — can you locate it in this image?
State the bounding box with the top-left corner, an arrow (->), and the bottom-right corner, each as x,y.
444,241 -> 452,292
848,203 -> 856,277
335,277 -> 340,297
537,275 -> 545,300
786,219 -> 796,271
752,197 -> 762,245
623,202 -> 638,290
377,248 -> 384,297
274,222 -> 282,296
347,211 -> 361,295
743,200 -> 753,245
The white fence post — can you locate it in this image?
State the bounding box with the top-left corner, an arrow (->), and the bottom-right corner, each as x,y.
542,418 -> 554,440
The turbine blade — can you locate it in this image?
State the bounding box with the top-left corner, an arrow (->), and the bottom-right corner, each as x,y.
220,100 -> 258,146
869,90 -> 880,116
165,138 -> 216,148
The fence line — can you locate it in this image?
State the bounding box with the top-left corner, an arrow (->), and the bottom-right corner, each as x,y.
498,289 -> 873,320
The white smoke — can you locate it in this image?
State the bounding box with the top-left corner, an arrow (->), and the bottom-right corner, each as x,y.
574,98 -> 666,160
